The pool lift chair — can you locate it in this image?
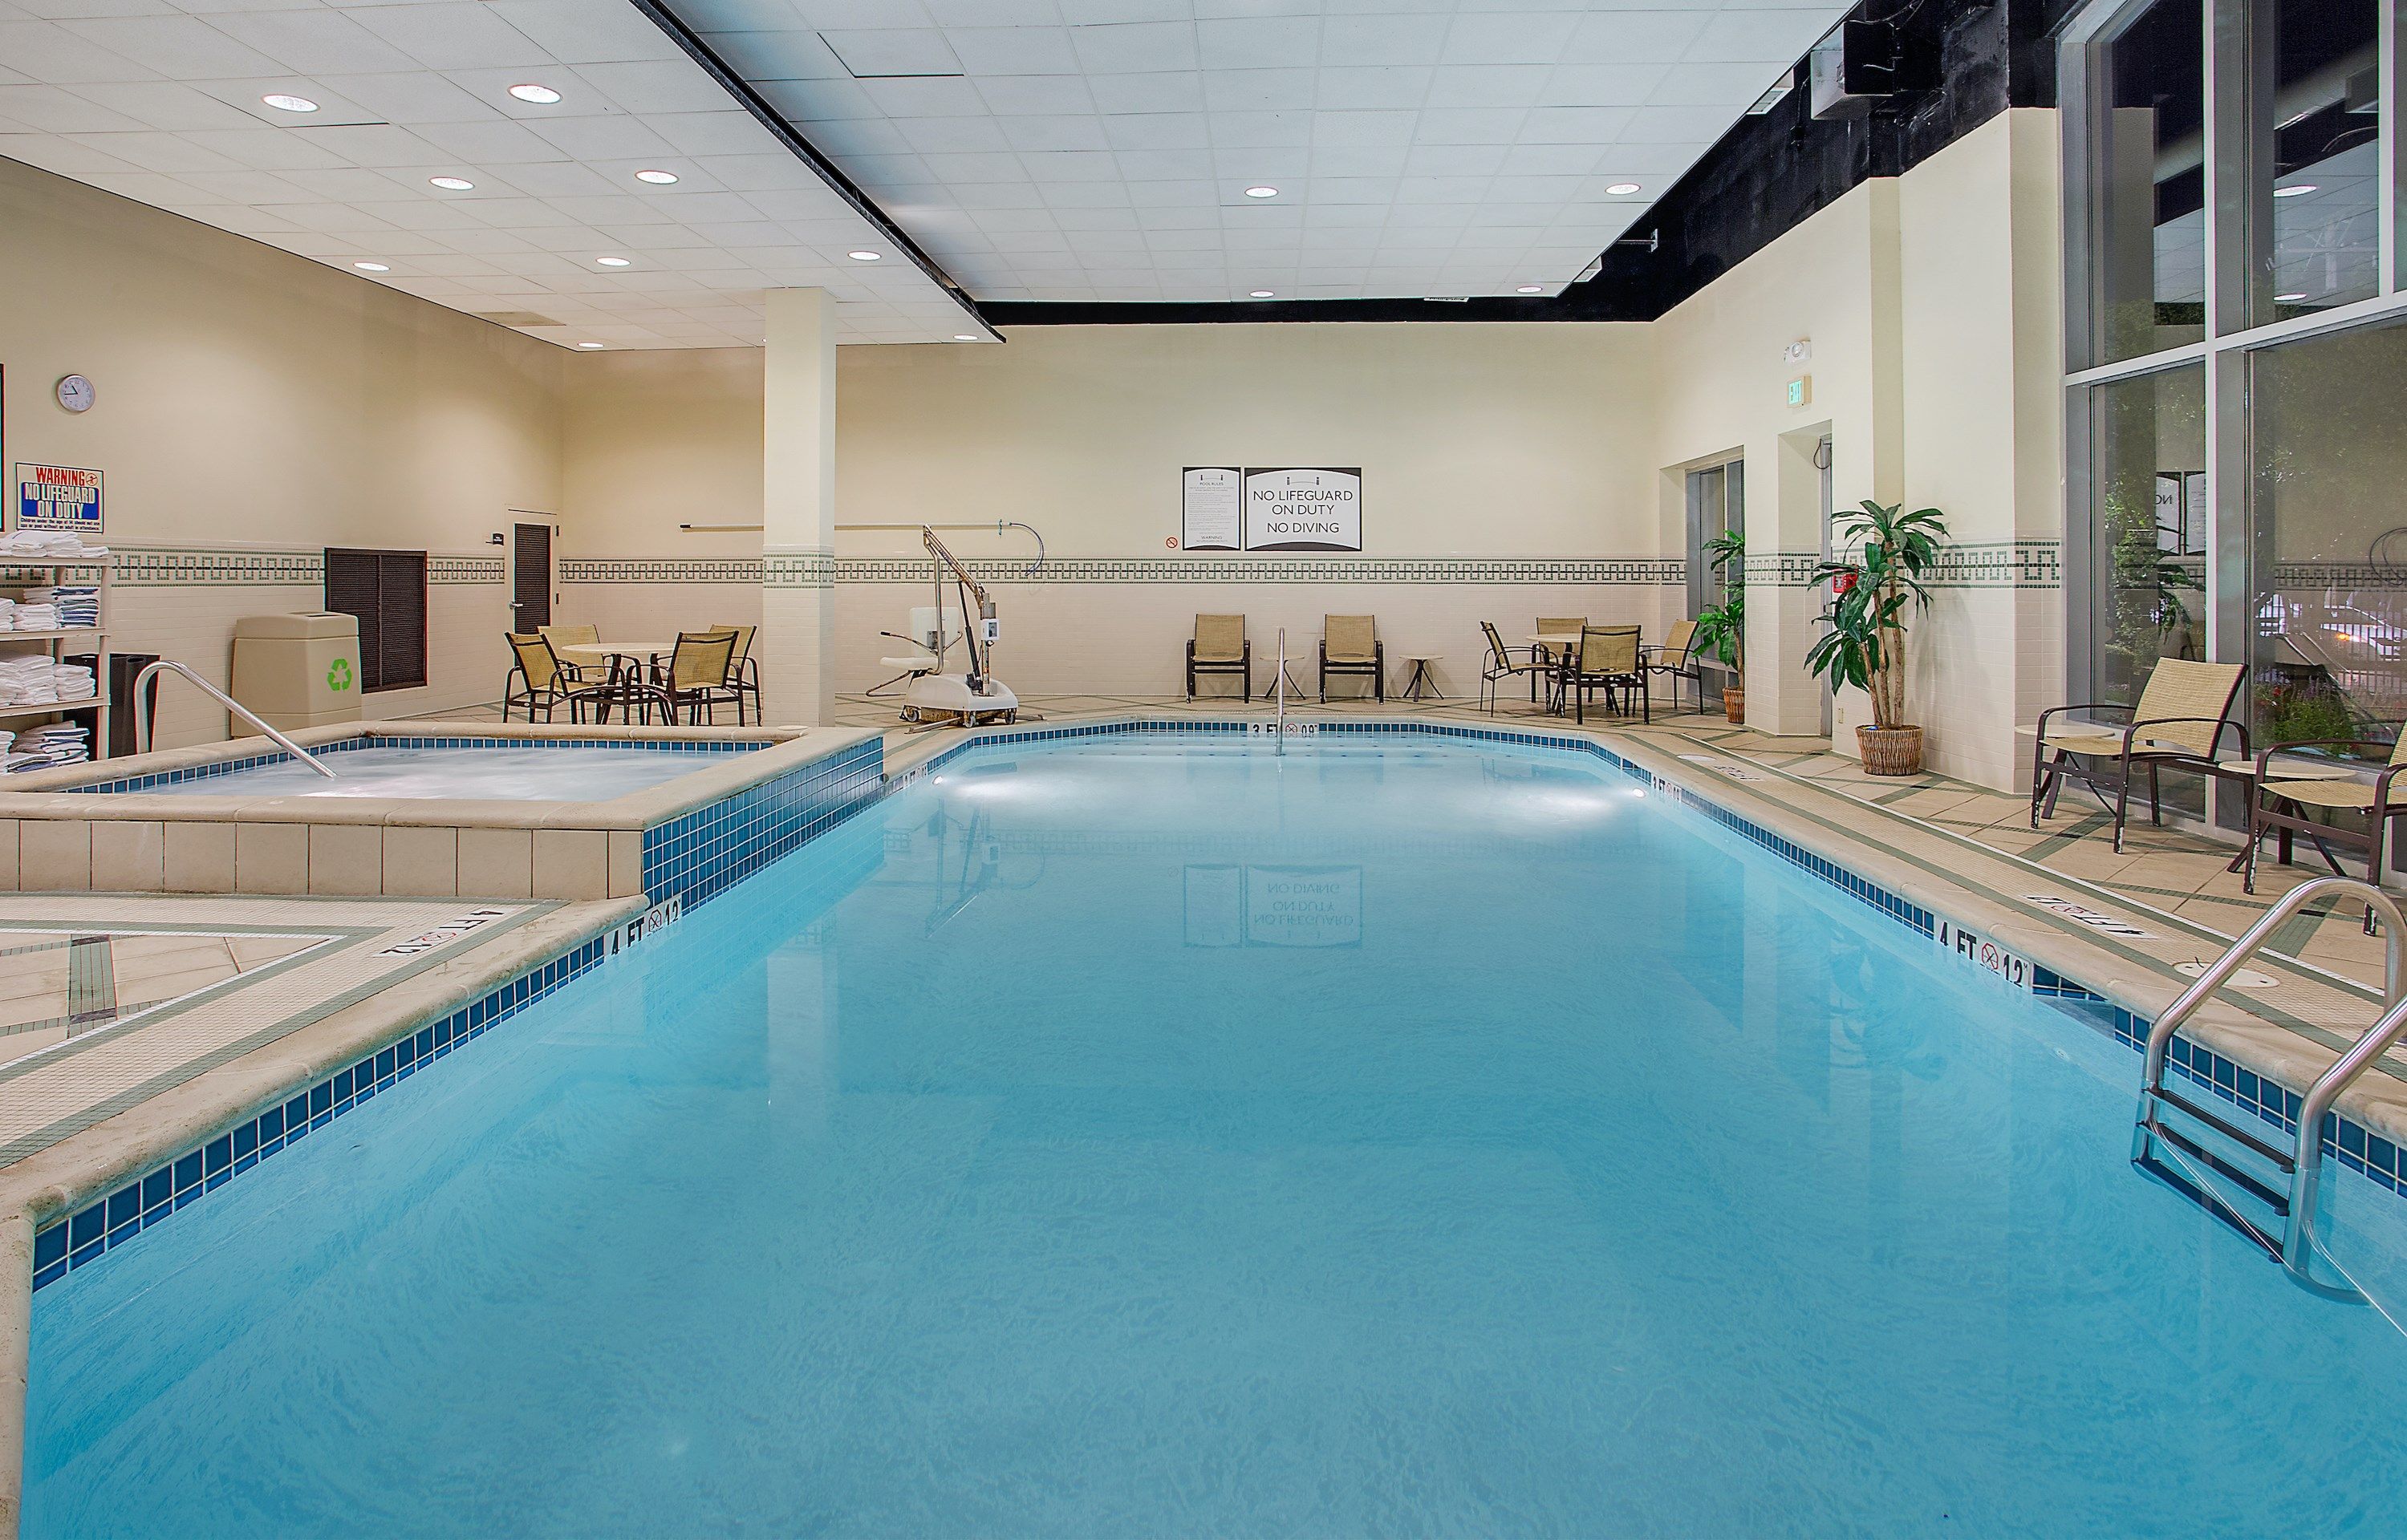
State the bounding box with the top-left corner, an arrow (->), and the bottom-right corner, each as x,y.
899,526 -> 1020,727
2133,874 -> 2407,1307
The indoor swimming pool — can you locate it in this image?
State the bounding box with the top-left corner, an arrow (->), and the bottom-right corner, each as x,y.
24,732 -> 2407,1538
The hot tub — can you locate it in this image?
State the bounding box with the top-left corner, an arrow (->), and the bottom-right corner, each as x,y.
0,722 -> 883,905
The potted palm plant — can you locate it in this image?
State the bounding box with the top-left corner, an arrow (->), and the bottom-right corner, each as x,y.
1806,500 -> 1947,776
1690,529 -> 1746,722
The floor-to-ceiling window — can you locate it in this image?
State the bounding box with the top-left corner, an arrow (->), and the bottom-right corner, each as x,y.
2066,0 -> 2405,772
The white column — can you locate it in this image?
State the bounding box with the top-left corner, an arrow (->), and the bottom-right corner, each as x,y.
762,287 -> 838,725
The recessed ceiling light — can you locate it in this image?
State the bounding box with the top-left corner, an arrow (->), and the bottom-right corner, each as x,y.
634,169 -> 679,184
595,256 -> 631,267
1605,182 -> 1642,196
1250,290 -> 1275,298
577,342 -> 604,350
2276,291 -> 2308,301
428,176 -> 474,191
1244,185 -> 1278,198
261,93 -> 319,113
508,83 -> 562,104
848,249 -> 882,261
1517,285 -> 1544,294
353,261 -> 390,272
2274,183 -> 2317,197
953,334 -> 977,341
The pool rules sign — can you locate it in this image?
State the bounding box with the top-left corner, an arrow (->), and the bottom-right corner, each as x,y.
1244,467 -> 1360,552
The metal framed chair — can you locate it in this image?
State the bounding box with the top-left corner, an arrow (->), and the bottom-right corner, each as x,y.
1320,614 -> 1382,701
538,623 -> 600,681
1644,618 -> 1703,713
1566,625 -> 1647,724
2244,732 -> 2407,898
2025,659 -> 2250,853
713,622 -> 760,722
1187,614 -> 1252,699
503,633 -> 609,723
648,629 -> 741,725
1478,622 -> 1549,715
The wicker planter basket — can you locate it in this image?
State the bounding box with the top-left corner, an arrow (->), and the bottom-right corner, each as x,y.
1857,724 -> 1924,777
1722,685 -> 1744,724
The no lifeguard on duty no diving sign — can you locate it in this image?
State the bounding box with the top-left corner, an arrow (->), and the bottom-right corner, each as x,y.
14,463 -> 104,535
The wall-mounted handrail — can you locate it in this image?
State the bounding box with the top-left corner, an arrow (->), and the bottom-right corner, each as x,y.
2133,874 -> 2407,1289
133,660 -> 336,779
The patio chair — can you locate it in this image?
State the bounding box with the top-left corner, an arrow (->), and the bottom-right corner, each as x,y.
1644,619 -> 1703,713
503,632 -> 610,723
2243,731 -> 2407,899
649,629 -> 741,725
1187,614 -> 1252,699
538,622 -> 600,680
1566,625 -> 1647,725
1321,615 -> 1382,701
2024,659 -> 2249,853
1479,622 -> 1550,715
714,622 -> 761,721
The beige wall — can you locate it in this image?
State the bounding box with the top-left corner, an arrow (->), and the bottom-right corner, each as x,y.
0,156 -> 565,746
1644,109 -> 2066,784
8,110 -> 2072,777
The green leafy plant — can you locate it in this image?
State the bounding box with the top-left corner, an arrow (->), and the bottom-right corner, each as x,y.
2255,679 -> 2363,751
1804,500 -> 1949,732
1690,529 -> 1747,673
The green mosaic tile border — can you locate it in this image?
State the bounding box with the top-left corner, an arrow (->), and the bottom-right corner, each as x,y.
9,549 -> 504,587
569,555 -> 1690,586
1747,539 -> 2061,590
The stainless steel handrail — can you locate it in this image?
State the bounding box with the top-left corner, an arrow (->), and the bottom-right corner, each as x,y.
132,660 -> 337,779
2133,874 -> 2407,1288
1275,628 -> 1287,754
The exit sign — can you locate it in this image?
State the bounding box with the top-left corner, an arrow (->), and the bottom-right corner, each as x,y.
1785,375 -> 1812,407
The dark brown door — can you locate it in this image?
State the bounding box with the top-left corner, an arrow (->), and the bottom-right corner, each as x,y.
513,523 -> 552,631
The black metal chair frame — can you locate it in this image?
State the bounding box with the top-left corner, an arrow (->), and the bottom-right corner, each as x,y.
1320,638 -> 1383,701
2028,703 -> 2251,854
503,634 -> 607,724
1186,638 -> 1252,700
1644,641 -> 1704,714
1477,622 -> 1547,715
1565,627 -> 1649,725
649,631 -> 744,726
2242,738 -> 2407,898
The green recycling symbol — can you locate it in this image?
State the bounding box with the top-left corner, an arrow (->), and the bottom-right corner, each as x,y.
327,658 -> 353,692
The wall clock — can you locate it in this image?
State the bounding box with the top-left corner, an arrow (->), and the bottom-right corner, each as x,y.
55,375 -> 94,412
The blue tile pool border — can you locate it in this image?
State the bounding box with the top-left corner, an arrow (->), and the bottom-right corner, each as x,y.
31,918 -> 635,1292
640,737 -> 883,910
63,732 -> 761,796
911,718 -> 2404,1199
32,716 -> 2400,1296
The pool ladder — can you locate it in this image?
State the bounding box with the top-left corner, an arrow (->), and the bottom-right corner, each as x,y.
2133,875 -> 2407,1299
132,659 -> 337,779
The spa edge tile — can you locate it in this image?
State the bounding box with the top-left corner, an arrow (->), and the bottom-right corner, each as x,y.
20,819 -> 93,891
90,821 -> 167,891
380,826 -> 460,899
456,826 -> 535,901
162,821 -> 237,894
533,828 -> 609,902
307,823 -> 385,897
233,823 -> 310,896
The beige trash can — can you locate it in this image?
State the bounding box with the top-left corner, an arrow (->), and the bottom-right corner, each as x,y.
230,612 -> 364,733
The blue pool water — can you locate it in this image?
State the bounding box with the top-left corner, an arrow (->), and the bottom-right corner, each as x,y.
117,741 -> 745,800
26,736 -> 2407,1537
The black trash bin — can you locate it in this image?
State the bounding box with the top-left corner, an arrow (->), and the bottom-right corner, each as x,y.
65,653 -> 158,759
